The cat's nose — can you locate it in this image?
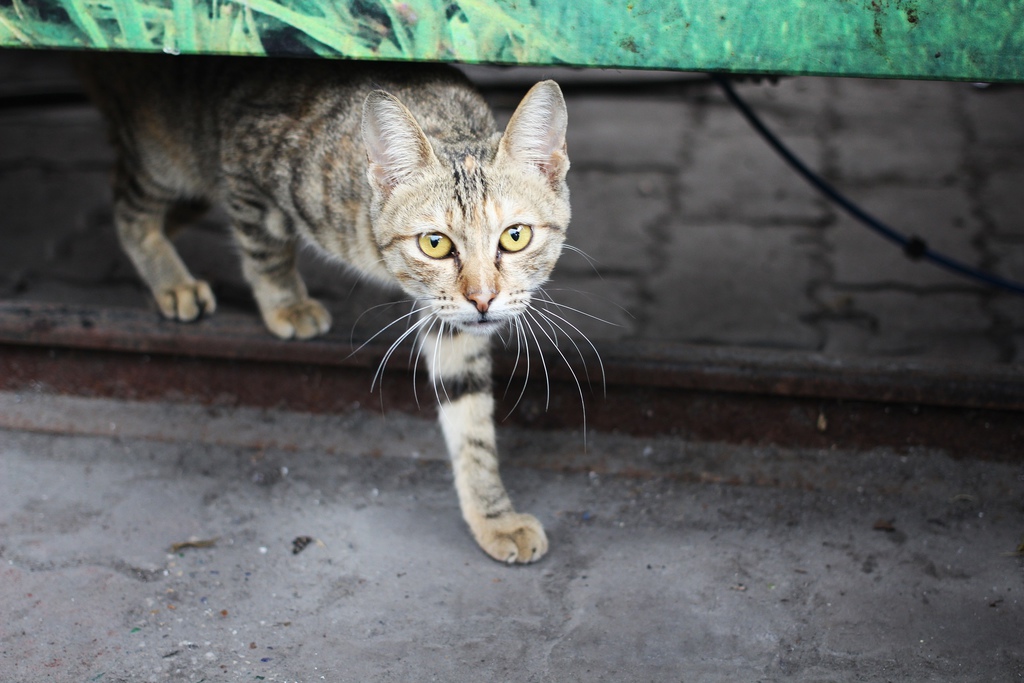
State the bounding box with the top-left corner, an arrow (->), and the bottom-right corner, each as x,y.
466,290 -> 497,314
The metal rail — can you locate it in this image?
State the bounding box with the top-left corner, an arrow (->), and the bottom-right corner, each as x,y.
1,302 -> 1020,461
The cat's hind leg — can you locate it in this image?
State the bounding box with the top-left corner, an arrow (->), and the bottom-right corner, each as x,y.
423,327 -> 548,563
224,186 -> 331,340
112,163 -> 216,321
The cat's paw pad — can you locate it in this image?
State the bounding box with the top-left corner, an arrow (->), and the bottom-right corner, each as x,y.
265,299 -> 332,340
155,280 -> 216,322
476,512 -> 548,564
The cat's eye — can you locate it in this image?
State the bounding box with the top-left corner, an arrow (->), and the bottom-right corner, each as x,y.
499,224 -> 533,253
419,233 -> 454,259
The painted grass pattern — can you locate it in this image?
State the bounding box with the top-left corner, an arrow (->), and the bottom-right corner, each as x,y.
1,1 -> 1023,82
0,0 -> 551,61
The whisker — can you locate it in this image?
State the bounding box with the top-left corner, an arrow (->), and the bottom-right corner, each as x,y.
346,303 -> 432,360
536,300 -> 561,348
408,301 -> 432,366
430,323 -> 452,408
521,310 -> 551,412
561,244 -> 604,278
538,288 -> 627,327
502,317 -> 532,421
525,308 -> 588,446
347,297 -> 416,344
534,305 -> 607,397
503,317 -> 523,401
371,313 -> 432,395
534,307 -> 595,392
411,315 -> 440,410
492,317 -> 512,348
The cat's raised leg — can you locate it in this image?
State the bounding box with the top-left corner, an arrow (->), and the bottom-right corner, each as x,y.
226,195 -> 331,340
113,169 -> 216,321
423,327 -> 548,564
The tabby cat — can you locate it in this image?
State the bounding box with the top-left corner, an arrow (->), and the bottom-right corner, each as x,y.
76,54 -> 570,564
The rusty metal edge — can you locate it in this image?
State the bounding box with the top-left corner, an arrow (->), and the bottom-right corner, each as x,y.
2,342 -> 1021,462
0,300 -> 1021,411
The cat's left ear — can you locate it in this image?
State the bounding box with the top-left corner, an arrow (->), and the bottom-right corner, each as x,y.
362,90 -> 438,195
499,80 -> 569,187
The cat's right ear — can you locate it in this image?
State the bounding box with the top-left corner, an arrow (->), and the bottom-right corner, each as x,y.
362,90 -> 438,195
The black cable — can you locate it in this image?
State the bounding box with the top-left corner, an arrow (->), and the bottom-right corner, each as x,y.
713,74 -> 1024,296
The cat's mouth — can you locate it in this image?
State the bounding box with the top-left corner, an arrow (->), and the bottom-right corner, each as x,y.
440,301 -> 524,336
459,317 -> 506,336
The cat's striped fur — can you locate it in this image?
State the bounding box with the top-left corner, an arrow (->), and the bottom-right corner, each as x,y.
77,53 -> 570,563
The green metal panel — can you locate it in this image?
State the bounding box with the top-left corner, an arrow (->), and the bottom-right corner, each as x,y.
1,0 -> 1023,81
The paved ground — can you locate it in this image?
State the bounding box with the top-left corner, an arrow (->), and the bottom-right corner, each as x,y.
1,50 -> 1023,682
2,392 -> 1023,682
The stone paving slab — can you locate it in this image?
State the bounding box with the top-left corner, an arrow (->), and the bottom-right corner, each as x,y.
646,222 -> 822,349
680,101 -> 826,224
2,51 -> 1023,365
828,185 -> 979,289
817,289 -> 1001,362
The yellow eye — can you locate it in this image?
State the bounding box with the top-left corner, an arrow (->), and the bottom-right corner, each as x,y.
419,233 -> 453,259
499,224 -> 533,253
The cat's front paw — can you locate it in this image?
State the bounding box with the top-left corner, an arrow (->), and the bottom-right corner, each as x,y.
155,280 -> 217,322
474,512 -> 548,564
263,299 -> 332,340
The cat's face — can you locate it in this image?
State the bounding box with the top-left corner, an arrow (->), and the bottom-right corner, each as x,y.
363,82 -> 570,336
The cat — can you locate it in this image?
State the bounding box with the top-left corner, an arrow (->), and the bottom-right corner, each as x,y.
76,53 -> 570,564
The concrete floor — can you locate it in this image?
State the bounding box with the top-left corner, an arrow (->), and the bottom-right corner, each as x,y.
1,392 -> 1023,682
